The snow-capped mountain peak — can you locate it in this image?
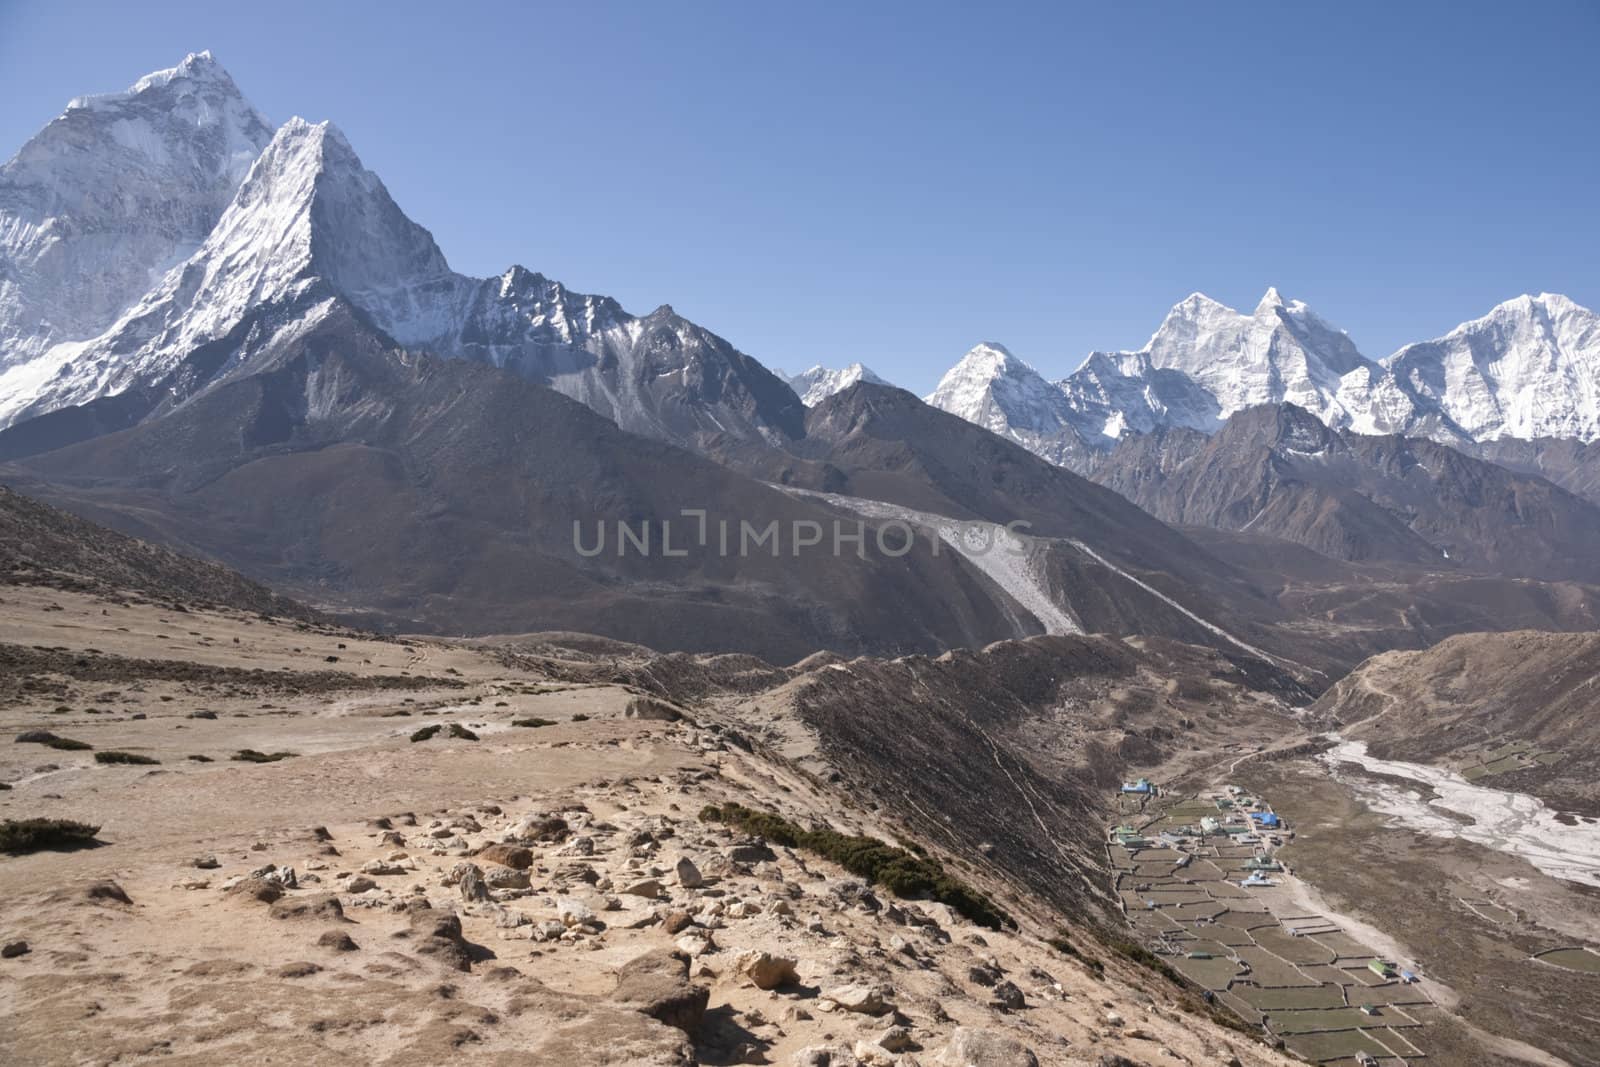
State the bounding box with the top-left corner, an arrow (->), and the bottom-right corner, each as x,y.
782,362 -> 887,406
935,288 -> 1600,470
1254,285 -> 1286,312
923,342 -> 1092,467
1080,288 -> 1388,437
0,51 -> 273,369
1384,291 -> 1600,442
925,343 -> 1065,433
0,59 -> 803,447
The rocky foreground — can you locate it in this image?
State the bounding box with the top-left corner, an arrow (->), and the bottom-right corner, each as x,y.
0,587 -> 1290,1066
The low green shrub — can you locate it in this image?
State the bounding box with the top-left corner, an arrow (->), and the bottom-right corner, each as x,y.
700,802 -> 1013,930
410,725 -> 442,742
0,817 -> 101,853
45,736 -> 93,751
447,723 -> 478,740
15,729 -> 70,746
1047,931 -> 1104,975
512,717 -> 557,728
1108,936 -> 1183,985
232,749 -> 297,763
94,750 -> 159,765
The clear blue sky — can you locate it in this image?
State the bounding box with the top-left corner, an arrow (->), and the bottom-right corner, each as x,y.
3,1 -> 1597,392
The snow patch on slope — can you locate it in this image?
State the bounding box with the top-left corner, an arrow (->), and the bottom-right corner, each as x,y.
1065,537 -> 1296,669
778,487 -> 1083,636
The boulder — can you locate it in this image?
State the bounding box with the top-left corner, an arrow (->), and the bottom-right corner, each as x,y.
938,1028 -> 1038,1067
675,931 -> 715,957
620,878 -> 662,898
344,875 -> 378,894
557,897 -> 597,928
457,865 -> 491,902
407,907 -> 474,972
317,930 -> 359,952
877,1027 -> 914,1053
624,696 -> 684,722
992,979 -> 1026,1011
268,894 -> 345,922
967,962 -> 1001,987
441,861 -> 478,886
733,949 -> 799,990
475,843 -> 534,870
512,814 -> 571,844
363,860 -> 407,876
249,864 -> 297,889
611,948 -> 708,1035
482,864 -> 530,890
853,1041 -> 899,1066
226,875 -> 283,904
674,855 -> 704,888
824,983 -> 892,1015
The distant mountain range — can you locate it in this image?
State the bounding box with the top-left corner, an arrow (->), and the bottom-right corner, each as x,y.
921,288 -> 1600,457
3,52 -> 1598,677
1092,402 -> 1600,582
0,53 -> 1331,669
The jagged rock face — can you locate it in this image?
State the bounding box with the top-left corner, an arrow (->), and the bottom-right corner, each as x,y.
1465,435 -> 1600,507
0,53 -> 273,371
0,56 -> 801,449
438,268 -> 805,445
1091,402 -> 1600,581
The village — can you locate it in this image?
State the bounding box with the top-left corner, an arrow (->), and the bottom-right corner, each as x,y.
1107,779 -> 1438,1066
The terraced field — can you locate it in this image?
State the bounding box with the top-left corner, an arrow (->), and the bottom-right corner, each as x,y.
1458,738 -> 1562,781
1108,789 -> 1441,1064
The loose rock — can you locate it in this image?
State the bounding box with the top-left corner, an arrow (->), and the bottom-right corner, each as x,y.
733,949 -> 799,990
938,1027 -> 1039,1067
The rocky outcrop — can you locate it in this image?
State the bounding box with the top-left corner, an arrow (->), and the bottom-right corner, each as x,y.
610,948 -> 709,1035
